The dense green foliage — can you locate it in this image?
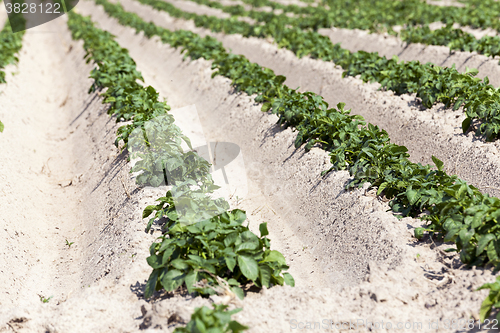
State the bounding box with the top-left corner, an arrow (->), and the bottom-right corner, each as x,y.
144,208 -> 294,298
66,9 -> 293,302
173,304 -> 248,333
134,0 -> 500,141
95,0 -> 500,271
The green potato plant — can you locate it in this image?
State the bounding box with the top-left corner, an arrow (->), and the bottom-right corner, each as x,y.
144,208 -> 294,298
173,304 -> 248,333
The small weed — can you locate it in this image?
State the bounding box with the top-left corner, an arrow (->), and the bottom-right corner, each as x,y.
65,239 -> 74,248
38,295 -> 53,303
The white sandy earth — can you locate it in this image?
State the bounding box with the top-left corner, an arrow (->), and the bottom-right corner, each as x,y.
0,0 -> 500,332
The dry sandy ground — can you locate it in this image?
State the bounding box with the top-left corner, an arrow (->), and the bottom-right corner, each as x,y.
0,6 -> 6,27
426,0 -> 465,7
0,1 -> 500,332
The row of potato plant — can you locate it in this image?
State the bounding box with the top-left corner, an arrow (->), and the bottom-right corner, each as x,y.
133,0 -> 500,141
93,0 -> 500,321
64,8 -> 295,331
182,0 -> 500,63
400,24 -> 500,62
0,0 -> 26,132
232,0 -> 500,36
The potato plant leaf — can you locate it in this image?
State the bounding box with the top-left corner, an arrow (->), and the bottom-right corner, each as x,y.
237,255 -> 259,281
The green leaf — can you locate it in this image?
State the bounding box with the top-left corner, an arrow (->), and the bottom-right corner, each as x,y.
144,269 -> 159,299
259,265 -> 272,288
160,245 -> 174,264
377,182 -> 388,196
147,254 -> 164,269
294,133 -> 303,148
431,155 -> 444,172
235,241 -> 258,253
161,269 -> 185,291
170,258 -> 189,270
406,189 -> 420,205
480,294 -> 495,322
224,232 -> 238,247
226,256 -> 236,272
453,97 -> 464,111
232,209 -> 246,223
228,320 -> 249,332
261,250 -> 286,266
283,272 -> 295,286
231,286 -> 244,300
444,248 -> 458,253
477,234 -> 496,256
261,103 -> 271,112
444,228 -> 460,242
237,255 -> 259,281
184,270 -> 198,293
0,120 -> 4,133
462,117 -> 472,133
142,205 -> 157,218
259,222 -> 269,237
414,227 -> 425,240
456,184 -> 467,200
488,241 -> 500,262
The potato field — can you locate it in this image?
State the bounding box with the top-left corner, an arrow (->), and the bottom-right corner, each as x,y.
2,0 -> 500,331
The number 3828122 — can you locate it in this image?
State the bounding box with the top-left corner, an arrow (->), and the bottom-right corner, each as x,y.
5,2 -> 61,14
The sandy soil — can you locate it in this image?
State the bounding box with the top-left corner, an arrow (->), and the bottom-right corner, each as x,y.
271,0 -> 308,7
426,0 -> 465,7
170,0 -> 233,18
0,6 -> 7,27
1,1 -> 500,332
168,0 -> 258,23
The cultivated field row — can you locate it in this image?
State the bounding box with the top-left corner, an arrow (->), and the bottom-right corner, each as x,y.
1,0 -> 500,330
